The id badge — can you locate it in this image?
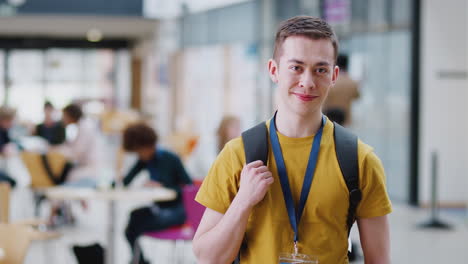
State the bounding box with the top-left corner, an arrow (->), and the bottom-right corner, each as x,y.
278,253 -> 318,264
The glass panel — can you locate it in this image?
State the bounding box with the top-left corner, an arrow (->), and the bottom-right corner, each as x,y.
343,30 -> 411,202
9,50 -> 44,82
391,0 -> 412,27
0,51 -> 4,104
350,0 -> 368,30
9,82 -> 44,123
7,48 -> 117,123
367,0 -> 387,27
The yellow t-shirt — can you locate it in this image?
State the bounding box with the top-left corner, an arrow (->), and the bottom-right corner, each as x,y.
195,118 -> 392,264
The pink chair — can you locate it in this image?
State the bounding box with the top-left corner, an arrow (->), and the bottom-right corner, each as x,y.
142,185 -> 204,263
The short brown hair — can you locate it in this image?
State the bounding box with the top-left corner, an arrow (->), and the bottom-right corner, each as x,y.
273,16 -> 338,62
123,122 -> 158,151
63,104 -> 83,122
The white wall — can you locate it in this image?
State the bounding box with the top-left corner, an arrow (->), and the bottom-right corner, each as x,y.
420,0 -> 468,204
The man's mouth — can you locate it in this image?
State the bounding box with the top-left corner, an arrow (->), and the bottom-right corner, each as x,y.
292,93 -> 318,102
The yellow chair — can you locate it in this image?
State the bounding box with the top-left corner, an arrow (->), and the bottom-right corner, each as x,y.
20,151 -> 68,188
100,109 -> 140,135
0,182 -> 47,226
20,151 -> 69,216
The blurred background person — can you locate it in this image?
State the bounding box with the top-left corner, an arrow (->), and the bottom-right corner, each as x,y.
323,54 -> 360,126
216,115 -> 241,153
45,103 -> 103,226
185,115 -> 241,182
55,103 -> 102,186
121,122 -> 192,264
0,106 -> 18,188
0,106 -> 20,155
34,101 -> 66,146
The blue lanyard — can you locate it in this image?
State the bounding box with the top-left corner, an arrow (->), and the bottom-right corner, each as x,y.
270,112 -> 325,243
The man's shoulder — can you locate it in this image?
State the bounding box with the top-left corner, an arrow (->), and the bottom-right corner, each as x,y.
357,139 -> 374,158
222,136 -> 245,156
356,139 -> 385,171
158,148 -> 180,160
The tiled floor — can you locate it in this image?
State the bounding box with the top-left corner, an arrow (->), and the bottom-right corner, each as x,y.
8,188 -> 468,264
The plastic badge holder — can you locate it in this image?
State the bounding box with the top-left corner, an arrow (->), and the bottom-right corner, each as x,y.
278,253 -> 318,264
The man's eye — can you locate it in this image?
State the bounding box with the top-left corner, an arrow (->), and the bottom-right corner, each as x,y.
316,68 -> 328,74
290,66 -> 301,71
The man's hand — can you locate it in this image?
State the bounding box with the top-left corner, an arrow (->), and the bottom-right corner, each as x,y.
237,160 -> 274,208
144,180 -> 162,188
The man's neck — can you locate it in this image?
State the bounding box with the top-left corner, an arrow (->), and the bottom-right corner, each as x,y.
275,109 -> 323,138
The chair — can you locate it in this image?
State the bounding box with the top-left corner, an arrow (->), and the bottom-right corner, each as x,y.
20,151 -> 68,188
0,223 -> 61,264
100,109 -> 140,135
141,185 -> 204,263
0,183 -> 10,223
20,151 -> 69,216
0,223 -> 34,264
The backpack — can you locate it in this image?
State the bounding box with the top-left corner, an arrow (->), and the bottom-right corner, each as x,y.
237,120 -> 361,262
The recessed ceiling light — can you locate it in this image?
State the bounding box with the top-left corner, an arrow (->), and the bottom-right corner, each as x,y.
87,28 -> 103,42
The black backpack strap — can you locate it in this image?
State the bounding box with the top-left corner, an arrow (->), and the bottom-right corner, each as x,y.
40,154 -> 73,185
241,122 -> 268,165
333,122 -> 361,236
235,121 -> 268,264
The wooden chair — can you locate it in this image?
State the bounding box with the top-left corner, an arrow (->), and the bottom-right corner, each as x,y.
20,151 -> 69,216
0,183 -> 10,223
20,151 -> 68,188
0,223 -> 60,264
100,109 -> 140,135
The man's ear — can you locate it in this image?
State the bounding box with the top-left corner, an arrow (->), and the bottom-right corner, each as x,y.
331,65 -> 339,85
268,59 -> 279,83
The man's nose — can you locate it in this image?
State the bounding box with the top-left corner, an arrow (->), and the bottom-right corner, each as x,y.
299,72 -> 316,90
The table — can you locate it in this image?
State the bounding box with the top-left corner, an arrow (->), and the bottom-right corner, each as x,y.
44,187 -> 177,264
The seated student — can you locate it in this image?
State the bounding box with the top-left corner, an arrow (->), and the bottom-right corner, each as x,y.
34,101 -> 66,146
121,123 -> 193,264
55,103 -> 101,186
0,106 -> 18,188
47,103 -> 101,226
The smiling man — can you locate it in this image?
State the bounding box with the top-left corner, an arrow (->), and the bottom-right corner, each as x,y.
193,16 -> 392,264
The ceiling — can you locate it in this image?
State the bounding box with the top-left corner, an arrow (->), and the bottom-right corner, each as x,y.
0,15 -> 158,39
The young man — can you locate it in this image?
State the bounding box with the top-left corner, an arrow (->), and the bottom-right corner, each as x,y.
35,101 -> 66,146
193,16 -> 392,264
121,123 -> 192,264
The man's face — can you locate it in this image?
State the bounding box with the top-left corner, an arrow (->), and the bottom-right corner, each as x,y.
0,118 -> 13,130
62,112 -> 73,125
44,106 -> 54,120
269,36 -> 339,117
136,146 -> 155,161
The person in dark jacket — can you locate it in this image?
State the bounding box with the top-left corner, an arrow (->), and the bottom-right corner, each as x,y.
35,101 -> 66,145
0,106 -> 17,187
122,122 -> 192,264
